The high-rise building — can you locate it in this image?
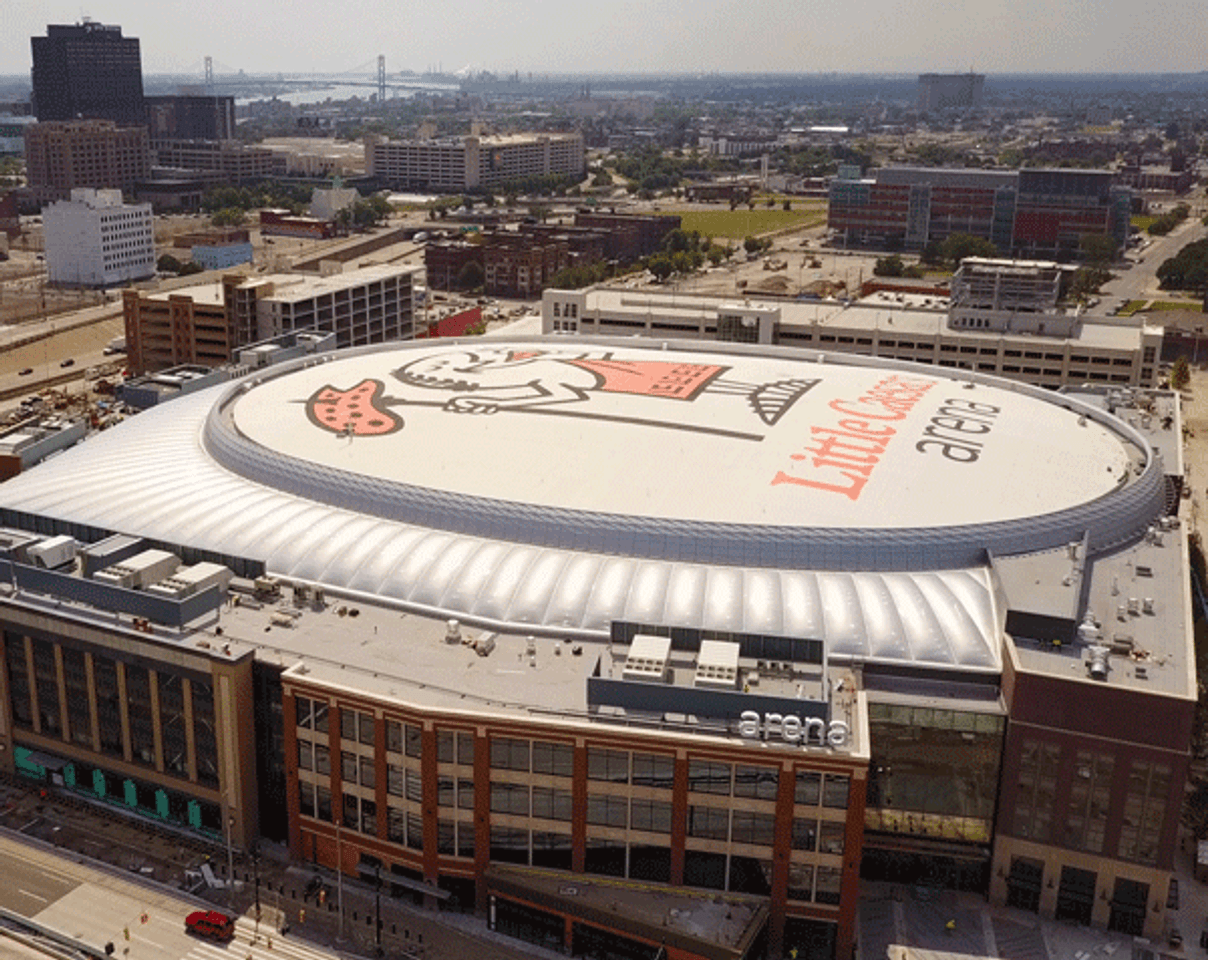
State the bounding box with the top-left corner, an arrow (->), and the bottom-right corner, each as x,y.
828,166 -> 1131,258
23,120 -> 151,205
31,21 -> 144,125
144,95 -> 236,141
43,188 -> 154,287
917,72 -> 985,111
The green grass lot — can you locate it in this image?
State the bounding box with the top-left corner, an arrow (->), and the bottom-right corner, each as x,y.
1118,299 -> 1203,316
664,206 -> 827,239
1148,300 -> 1203,312
1130,214 -> 1158,232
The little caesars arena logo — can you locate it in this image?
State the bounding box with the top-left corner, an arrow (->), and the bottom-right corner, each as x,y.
738,711 -> 850,749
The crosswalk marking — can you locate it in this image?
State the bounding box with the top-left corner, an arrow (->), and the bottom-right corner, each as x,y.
183,918 -> 344,960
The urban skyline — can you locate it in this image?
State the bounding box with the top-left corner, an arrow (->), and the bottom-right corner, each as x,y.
3,0 -> 1208,78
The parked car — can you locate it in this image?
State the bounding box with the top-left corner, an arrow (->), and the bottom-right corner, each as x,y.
18,368 -> 32,376
59,358 -> 74,368
185,910 -> 234,941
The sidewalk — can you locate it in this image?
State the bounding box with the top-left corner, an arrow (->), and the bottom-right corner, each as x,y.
0,773 -> 558,960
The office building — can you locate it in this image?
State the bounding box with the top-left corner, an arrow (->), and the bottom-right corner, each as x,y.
31,22 -> 144,125
145,95 -> 236,142
122,264 -> 418,373
0,336 -> 1189,958
43,188 -> 154,287
828,167 -> 1131,258
366,133 -> 585,192
24,120 -> 151,204
572,212 -> 682,262
540,285 -> 1162,391
482,234 -> 569,298
917,73 -> 985,111
151,139 -> 286,183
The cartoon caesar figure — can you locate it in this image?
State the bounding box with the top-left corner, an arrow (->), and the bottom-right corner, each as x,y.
306,346 -> 818,437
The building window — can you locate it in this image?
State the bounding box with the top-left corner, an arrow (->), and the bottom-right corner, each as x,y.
491,782 -> 529,816
822,775 -> 849,808
630,799 -> 673,834
532,786 -> 574,822
796,771 -> 821,805
687,804 -> 730,841
819,820 -> 846,854
734,765 -> 778,801
532,741 -> 573,777
731,811 -> 776,846
1118,760 -> 1170,866
404,723 -> 422,759
792,817 -> 817,851
586,793 -> 629,828
815,866 -> 842,905
689,760 -> 732,795
490,737 -> 530,772
588,748 -> 629,783
632,753 -> 675,790
1066,751 -> 1114,854
1014,739 -> 1061,842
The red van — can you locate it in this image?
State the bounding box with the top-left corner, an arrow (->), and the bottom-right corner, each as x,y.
185,910 -> 235,941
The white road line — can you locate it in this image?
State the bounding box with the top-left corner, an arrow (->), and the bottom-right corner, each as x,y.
16,888 -> 47,901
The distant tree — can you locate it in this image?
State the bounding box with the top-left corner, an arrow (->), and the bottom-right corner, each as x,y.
706,245 -> 728,266
1171,356 -> 1191,390
1068,266 -> 1112,301
920,239 -> 944,265
456,260 -> 484,289
178,261 -> 204,276
743,235 -> 762,255
873,255 -> 905,278
765,197 -> 776,208
939,233 -> 998,267
647,254 -> 674,281
156,254 -> 183,274
1080,233 -> 1118,266
782,199 -> 792,211
211,207 -> 246,228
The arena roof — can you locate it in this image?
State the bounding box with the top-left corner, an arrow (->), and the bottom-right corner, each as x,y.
0,338 -> 1169,672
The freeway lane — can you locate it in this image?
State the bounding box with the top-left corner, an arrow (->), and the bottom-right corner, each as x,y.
0,845 -> 79,915
0,830 -> 346,960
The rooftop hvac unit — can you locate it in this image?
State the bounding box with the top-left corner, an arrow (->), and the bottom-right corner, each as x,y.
27,534 -> 77,571
694,640 -> 741,690
1076,613 -> 1103,646
475,633 -> 496,657
93,549 -> 179,589
1086,645 -> 1110,681
145,562 -> 233,600
78,534 -> 144,578
446,619 -> 462,645
623,634 -> 671,683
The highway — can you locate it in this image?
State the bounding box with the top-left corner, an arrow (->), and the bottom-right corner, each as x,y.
0,831 -> 343,960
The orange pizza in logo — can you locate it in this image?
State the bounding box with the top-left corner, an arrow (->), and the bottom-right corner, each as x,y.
303,347 -> 820,438
306,379 -> 403,436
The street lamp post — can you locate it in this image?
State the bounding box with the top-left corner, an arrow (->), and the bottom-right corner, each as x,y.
374,862 -> 382,955
224,809 -> 236,908
336,820 -> 344,940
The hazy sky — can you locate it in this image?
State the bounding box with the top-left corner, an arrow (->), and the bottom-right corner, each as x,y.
3,0 -> 1206,78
